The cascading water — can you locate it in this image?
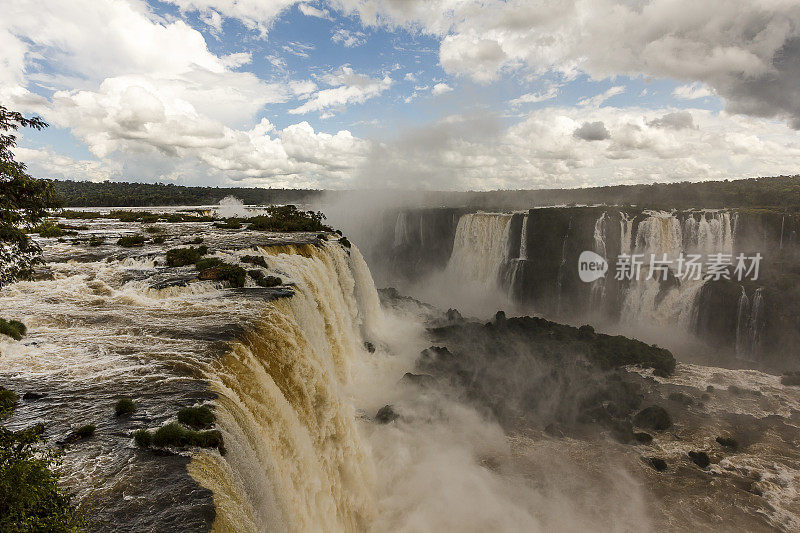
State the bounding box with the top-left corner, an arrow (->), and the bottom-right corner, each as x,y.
735,287 -> 751,358
590,213 -> 608,306
518,214 -> 529,261
189,243 -> 382,532
621,211 -> 719,330
393,212 -> 410,248
445,213 -> 513,289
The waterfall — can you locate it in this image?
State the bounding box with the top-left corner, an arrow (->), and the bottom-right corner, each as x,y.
735,287 -> 750,358
190,242 -> 382,532
555,220 -> 572,316
749,288 -> 765,358
393,212 -> 410,248
518,214 -> 529,260
622,212 -> 703,328
591,213 -> 608,306
445,213 -> 514,288
620,213 -> 634,255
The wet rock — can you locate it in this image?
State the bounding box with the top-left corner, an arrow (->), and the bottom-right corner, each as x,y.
577,324 -> 596,340
22,391 -> 47,401
781,372 -> 800,386
446,308 -> 464,323
645,457 -> 668,472
716,436 -> 739,450
59,424 -> 96,446
544,423 -> 565,438
688,450 -> 711,468
633,405 -> 672,431
198,267 -> 223,281
609,419 -> 636,444
728,384 -> 761,397
364,341 -> 375,353
634,432 -> 653,444
400,373 -> 437,388
375,405 -> 399,424
668,392 -> 694,406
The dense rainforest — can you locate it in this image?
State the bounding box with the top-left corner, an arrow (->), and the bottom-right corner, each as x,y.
50,174 -> 800,210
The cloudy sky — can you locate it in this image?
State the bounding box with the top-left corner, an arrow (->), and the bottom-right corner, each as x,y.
3,0 -> 800,190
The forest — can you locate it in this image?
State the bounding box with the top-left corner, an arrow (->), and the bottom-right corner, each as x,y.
50,175 -> 800,210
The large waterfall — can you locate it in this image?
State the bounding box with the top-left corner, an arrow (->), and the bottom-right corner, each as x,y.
434,208 -> 756,353
190,243 -> 382,532
445,213 -> 513,289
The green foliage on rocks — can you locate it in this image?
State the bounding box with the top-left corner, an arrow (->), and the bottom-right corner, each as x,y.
177,406 -> 215,430
248,205 -> 330,233
165,246 -> 208,267
0,319 -> 26,341
117,234 -> 146,247
114,398 -> 136,417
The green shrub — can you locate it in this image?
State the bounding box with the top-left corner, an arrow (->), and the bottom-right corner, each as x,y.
241,255 -> 268,268
140,213 -> 159,224
166,246 -> 208,267
0,319 -> 26,341
164,214 -> 183,223
133,429 -> 152,448
339,237 -> 351,248
195,257 -> 224,271
0,426 -> 83,530
114,398 -> 136,417
0,388 -> 18,419
73,424 -> 95,439
152,235 -> 166,244
213,219 -> 242,229
248,205 -> 330,232
190,237 -> 204,244
88,235 -> 104,246
151,423 -> 224,452
144,226 -> 162,234
177,406 -> 215,429
249,270 -> 282,287
117,234 -> 146,247
35,223 -> 64,238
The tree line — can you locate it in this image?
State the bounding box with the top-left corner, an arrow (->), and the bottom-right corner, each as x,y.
50,175 -> 800,211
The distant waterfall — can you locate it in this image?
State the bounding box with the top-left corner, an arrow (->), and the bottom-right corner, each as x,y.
591,213 -> 608,306
735,287 -> 750,358
620,212 -> 634,254
445,213 -> 514,288
622,211 -> 718,329
393,212 -> 410,248
190,243 -> 382,532
519,214 -> 529,260
749,288 -> 766,358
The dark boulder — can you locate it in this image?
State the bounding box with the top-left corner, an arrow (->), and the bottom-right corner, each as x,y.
668,392 -> 694,406
633,406 -> 672,431
400,373 -> 437,389
364,341 -> 375,353
781,372 -> 800,386
22,391 -> 47,401
716,436 -> 739,450
634,432 -> 653,444
445,308 -> 464,323
375,405 -> 399,424
688,450 -> 711,468
645,457 -> 668,472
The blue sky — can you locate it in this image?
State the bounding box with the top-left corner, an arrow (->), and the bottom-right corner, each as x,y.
2,0 -> 798,189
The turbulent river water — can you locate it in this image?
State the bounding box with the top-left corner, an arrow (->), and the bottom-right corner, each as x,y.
2,207 -> 800,532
